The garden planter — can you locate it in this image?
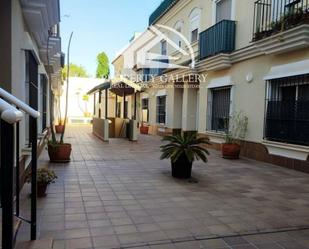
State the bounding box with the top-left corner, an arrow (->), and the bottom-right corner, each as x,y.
222,143 -> 241,159
55,125 -> 64,134
48,143 -> 72,163
171,154 -> 192,179
140,126 -> 149,135
37,183 -> 48,197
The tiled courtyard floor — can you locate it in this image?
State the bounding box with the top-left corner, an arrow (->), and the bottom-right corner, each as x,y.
18,125 -> 309,249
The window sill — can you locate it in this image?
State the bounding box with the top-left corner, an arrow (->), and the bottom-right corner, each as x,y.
202,130 -> 225,144
262,140 -> 309,161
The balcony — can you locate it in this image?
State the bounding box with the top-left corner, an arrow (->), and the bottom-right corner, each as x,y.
149,0 -> 179,26
199,20 -> 236,61
253,0 -> 309,41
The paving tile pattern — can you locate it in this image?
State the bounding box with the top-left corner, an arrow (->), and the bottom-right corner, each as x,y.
16,125 -> 309,249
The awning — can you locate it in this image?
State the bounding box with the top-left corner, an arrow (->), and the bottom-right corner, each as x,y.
87,82 -> 111,95
207,76 -> 233,89
264,59 -> 309,80
110,77 -> 142,96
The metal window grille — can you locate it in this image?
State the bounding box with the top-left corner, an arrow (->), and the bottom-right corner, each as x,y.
253,0 -> 309,41
156,96 -> 166,124
210,87 -> 231,132
265,74 -> 309,145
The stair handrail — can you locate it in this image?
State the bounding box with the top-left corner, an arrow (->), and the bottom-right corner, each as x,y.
0,87 -> 40,119
0,98 -> 23,124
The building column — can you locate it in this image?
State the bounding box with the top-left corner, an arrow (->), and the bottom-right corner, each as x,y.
182,83 -> 198,132
0,0 -> 12,92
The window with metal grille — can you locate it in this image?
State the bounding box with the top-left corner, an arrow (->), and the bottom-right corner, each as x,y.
207,87 -> 231,132
156,96 -> 166,124
265,74 -> 309,146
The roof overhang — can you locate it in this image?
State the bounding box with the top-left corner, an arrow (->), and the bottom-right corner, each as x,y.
110,77 -> 142,96
87,82 -> 111,95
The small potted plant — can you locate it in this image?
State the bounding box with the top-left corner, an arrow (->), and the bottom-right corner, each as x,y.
26,168 -> 57,197
222,111 -> 248,159
160,132 -> 210,179
55,119 -> 64,134
140,122 -> 149,135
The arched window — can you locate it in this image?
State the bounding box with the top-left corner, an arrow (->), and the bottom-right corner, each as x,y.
189,8 -> 201,43
174,20 -> 183,48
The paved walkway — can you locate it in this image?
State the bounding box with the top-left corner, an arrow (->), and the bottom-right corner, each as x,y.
18,125 -> 309,249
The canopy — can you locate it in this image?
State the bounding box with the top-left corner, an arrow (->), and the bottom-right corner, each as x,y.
87,82 -> 111,95
109,77 -> 142,96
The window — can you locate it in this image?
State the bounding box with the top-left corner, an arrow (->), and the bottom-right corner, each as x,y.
216,0 -> 232,23
191,28 -> 198,43
174,21 -> 183,48
207,87 -> 231,132
116,102 -> 121,118
156,96 -> 166,124
142,98 -> 149,122
189,8 -> 201,43
265,74 -> 309,146
124,100 -> 128,119
161,40 -> 167,55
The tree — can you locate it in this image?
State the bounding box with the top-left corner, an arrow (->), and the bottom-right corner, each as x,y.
96,52 -> 110,79
62,63 -> 88,79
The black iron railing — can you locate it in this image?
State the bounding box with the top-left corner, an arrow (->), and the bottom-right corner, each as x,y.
253,0 -> 309,41
149,0 -> 179,26
0,89 -> 39,249
199,20 -> 236,61
265,75 -> 309,146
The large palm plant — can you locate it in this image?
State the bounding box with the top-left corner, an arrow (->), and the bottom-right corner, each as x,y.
160,133 -> 210,163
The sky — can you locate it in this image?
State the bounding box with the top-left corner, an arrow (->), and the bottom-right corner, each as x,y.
60,0 -> 162,78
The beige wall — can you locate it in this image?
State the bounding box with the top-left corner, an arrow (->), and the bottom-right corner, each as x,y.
198,49 -> 309,143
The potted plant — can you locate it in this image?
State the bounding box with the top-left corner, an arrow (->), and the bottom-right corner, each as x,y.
222,111 -> 248,159
55,119 -> 64,134
47,32 -> 73,163
26,168 -> 57,197
140,122 -> 149,135
160,132 -> 210,179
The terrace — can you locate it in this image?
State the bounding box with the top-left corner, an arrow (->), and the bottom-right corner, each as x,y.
14,125 -> 309,249
253,0 -> 309,41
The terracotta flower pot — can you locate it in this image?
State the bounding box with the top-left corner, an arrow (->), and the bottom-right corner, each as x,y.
171,154 -> 192,179
222,143 -> 241,159
140,126 -> 149,135
37,183 -> 48,197
55,125 -> 64,134
48,143 -> 72,163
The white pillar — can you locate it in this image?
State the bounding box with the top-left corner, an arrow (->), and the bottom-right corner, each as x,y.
182,83 -> 198,131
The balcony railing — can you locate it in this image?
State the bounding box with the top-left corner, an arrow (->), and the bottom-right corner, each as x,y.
253,0 -> 309,41
199,20 -> 236,61
149,0 -> 179,26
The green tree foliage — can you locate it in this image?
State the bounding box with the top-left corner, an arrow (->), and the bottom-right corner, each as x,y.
96,52 -> 110,79
62,63 -> 88,80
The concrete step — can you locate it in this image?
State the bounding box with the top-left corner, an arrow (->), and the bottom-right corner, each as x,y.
15,239 -> 53,249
